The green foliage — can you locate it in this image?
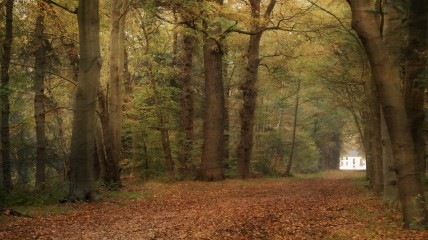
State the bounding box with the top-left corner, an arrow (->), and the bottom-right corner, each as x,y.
104,190 -> 152,200
0,180 -> 68,207
252,131 -> 286,176
292,135 -> 320,174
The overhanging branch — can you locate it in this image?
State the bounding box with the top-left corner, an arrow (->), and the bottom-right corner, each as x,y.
307,0 -> 361,47
42,0 -> 77,14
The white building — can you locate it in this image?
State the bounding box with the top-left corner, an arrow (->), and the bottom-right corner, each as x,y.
340,156 -> 366,170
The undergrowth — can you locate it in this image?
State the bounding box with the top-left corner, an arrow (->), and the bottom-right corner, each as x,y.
0,180 -> 68,207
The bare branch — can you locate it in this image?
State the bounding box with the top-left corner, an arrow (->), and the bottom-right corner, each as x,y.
306,0 -> 361,47
10,61 -> 77,87
45,71 -> 77,87
264,0 -> 277,19
42,0 -> 77,14
260,52 -> 301,61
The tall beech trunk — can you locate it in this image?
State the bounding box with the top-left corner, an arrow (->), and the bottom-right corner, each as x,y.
284,80 -> 300,176
377,0 -> 402,193
95,121 -> 106,180
198,0 -> 225,181
404,0 -> 427,174
97,90 -> 119,185
366,75 -> 383,192
177,28 -> 195,177
347,0 -> 427,228
69,0 -> 101,201
362,109 -> 372,180
34,9 -> 47,190
236,32 -> 262,178
223,44 -> 230,168
371,101 -> 383,192
1,0 -> 13,192
383,0 -> 406,70
102,0 -> 128,186
382,109 -> 398,205
236,0 -> 276,179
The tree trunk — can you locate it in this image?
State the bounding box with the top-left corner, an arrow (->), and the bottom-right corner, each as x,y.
367,76 -> 383,192
329,131 -> 341,169
177,27 -> 195,178
404,0 -> 427,174
382,109 -> 398,205
362,109 -> 373,181
123,49 -> 133,95
236,0 -> 276,179
34,8 -> 47,190
284,80 -> 300,176
380,1 -> 404,195
1,0 -> 13,192
347,0 -> 428,228
371,102 -> 383,193
198,0 -> 225,181
223,44 -> 230,170
102,0 -> 128,186
69,0 -> 101,201
236,32 -> 262,179
383,0 -> 406,70
98,89 -> 124,188
95,121 -> 106,180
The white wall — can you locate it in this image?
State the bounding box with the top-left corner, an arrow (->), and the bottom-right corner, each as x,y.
339,156 -> 366,170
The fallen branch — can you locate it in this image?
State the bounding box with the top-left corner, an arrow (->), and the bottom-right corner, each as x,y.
0,206 -> 33,218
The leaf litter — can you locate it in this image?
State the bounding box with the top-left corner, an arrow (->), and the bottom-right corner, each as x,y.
1,171 -> 427,239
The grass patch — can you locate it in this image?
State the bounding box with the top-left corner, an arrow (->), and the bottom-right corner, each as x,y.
257,171 -> 329,182
348,206 -> 377,219
104,190 -> 152,200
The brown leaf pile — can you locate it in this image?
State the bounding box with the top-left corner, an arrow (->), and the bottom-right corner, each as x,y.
1,171 -> 427,239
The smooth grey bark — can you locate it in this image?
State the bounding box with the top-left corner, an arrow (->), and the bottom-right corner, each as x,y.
347,0 -> 427,228
366,75 -> 383,192
377,0 -> 402,196
69,0 -> 101,201
381,109 -> 398,205
95,120 -> 106,180
97,90 -> 116,184
101,0 -> 128,186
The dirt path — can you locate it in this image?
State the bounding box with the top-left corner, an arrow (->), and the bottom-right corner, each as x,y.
1,171 -> 427,239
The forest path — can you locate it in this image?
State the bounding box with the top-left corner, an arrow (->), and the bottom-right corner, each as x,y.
1,171 -> 427,239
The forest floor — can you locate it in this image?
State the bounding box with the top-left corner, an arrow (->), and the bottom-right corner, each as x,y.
1,171 -> 428,240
